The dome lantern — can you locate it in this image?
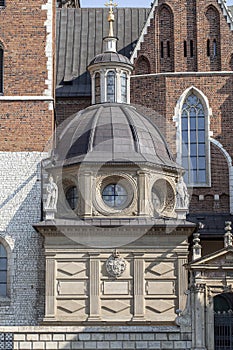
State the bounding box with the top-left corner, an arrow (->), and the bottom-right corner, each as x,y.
88,1 -> 134,105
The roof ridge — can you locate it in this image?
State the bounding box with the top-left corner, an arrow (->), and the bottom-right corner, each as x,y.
216,0 -> 233,30
130,1 -> 158,62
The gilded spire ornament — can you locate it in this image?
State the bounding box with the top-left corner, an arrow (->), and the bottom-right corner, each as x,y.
105,0 -> 118,37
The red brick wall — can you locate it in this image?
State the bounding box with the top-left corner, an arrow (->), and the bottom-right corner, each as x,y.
0,0 -> 51,95
135,56 -> 151,75
133,0 -> 233,73
189,143 -> 230,213
0,101 -> 54,152
131,73 -> 233,159
0,0 -> 55,151
56,97 -> 91,125
131,73 -> 232,214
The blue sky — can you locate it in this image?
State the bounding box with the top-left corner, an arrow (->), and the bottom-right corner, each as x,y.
81,0 -> 233,7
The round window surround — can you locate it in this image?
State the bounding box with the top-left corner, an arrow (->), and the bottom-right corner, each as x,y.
151,179 -> 175,216
95,174 -> 136,215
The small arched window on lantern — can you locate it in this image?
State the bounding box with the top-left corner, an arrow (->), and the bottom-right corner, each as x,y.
121,72 -> 127,103
95,72 -> 101,104
107,71 -> 116,102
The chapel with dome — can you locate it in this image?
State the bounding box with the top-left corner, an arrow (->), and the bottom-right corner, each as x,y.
34,1 -> 196,329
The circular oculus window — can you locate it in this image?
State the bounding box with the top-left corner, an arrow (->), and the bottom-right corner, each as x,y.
102,183 -> 128,209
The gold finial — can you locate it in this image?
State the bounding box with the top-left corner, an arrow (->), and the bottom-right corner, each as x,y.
105,0 -> 118,37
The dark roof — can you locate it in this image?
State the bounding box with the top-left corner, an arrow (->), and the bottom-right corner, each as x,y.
56,7 -> 150,97
187,213 -> 233,237
53,103 -> 178,168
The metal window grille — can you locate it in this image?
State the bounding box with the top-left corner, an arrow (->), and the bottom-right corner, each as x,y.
214,310 -> 233,350
0,1 -> 5,7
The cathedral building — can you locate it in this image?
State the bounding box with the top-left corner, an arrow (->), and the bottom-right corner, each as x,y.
0,0 -> 233,349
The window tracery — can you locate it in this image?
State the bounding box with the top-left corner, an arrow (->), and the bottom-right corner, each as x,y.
181,93 -> 209,185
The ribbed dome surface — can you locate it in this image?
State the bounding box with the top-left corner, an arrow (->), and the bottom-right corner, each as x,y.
54,103 -> 177,168
89,52 -> 132,67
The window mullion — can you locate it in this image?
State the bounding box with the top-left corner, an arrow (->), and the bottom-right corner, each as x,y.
187,110 -> 191,184
196,108 -> 199,184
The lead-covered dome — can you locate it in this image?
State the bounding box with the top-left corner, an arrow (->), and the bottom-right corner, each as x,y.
54,103 -> 177,169
88,52 -> 132,67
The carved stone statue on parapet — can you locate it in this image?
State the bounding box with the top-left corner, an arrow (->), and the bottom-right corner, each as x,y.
224,221 -> 233,247
176,176 -> 189,208
45,175 -> 58,219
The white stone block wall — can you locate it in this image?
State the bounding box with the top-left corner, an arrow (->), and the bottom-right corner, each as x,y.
0,152 -> 47,325
0,326 -> 192,349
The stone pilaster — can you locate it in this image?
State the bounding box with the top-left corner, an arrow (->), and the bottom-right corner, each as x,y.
133,255 -> 145,320
137,171 -> 148,216
191,284 -> 207,350
44,255 -> 56,320
88,255 -> 101,321
177,256 -> 188,311
80,171 -> 92,217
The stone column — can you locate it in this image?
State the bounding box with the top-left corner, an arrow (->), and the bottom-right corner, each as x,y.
191,284 -> 207,350
44,254 -> 56,320
133,254 -> 145,320
116,68 -> 121,103
137,171 -> 148,216
88,254 -> 101,321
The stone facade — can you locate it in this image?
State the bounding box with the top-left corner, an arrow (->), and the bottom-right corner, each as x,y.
1,326 -> 191,349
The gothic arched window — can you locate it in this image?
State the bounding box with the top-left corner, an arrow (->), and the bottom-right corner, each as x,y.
181,93 -> 209,186
107,71 -> 116,102
205,6 -> 221,70
135,56 -> 151,75
0,244 -> 7,297
158,5 -> 174,72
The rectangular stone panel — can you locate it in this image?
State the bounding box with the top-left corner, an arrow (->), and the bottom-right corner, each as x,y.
145,262 -> 175,278
57,262 -> 87,278
103,281 -> 130,295
59,281 -> 87,295
146,281 -> 174,295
